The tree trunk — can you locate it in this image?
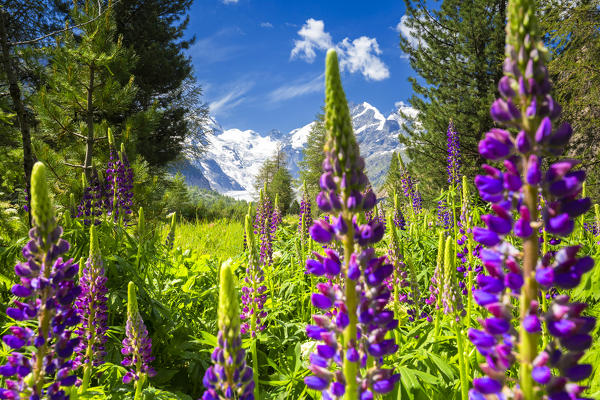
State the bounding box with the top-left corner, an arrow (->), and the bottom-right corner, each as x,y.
0,11 -> 33,226
83,63 -> 94,180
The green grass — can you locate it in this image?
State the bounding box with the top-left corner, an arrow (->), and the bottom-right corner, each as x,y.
171,218 -> 244,260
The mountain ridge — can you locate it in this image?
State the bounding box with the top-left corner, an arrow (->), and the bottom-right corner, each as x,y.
178,101 -> 415,201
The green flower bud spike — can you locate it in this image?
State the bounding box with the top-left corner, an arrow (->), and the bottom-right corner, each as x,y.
138,207 -> 145,238
107,127 -> 115,147
31,162 -> 56,247
218,260 -> 240,349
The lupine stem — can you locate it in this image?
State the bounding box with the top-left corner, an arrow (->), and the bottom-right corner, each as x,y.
342,214 -> 358,399
519,183 -> 539,400
251,314 -> 259,400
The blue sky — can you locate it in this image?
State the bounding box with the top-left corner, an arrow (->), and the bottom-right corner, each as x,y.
185,0 -> 415,133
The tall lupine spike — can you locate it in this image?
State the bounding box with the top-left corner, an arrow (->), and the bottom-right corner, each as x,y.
75,224 -> 109,392
240,215 -> 267,337
392,190 -> 406,230
254,186 -> 273,268
470,1 -> 596,398
442,237 -> 468,400
299,181 -> 313,244
165,212 -> 176,250
105,133 -> 134,225
304,49 -> 399,399
446,119 -> 462,188
202,261 -> 255,400
437,189 -> 451,231
271,193 -> 282,236
0,162 -> 81,399
242,215 -> 263,399
243,203 -> 252,251
121,282 -> 156,399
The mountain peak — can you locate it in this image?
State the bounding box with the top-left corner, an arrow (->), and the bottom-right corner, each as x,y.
180,101 -> 416,201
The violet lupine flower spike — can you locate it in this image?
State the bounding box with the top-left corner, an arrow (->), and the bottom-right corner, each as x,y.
392,190 -> 406,230
447,119 -> 461,188
105,130 -> 134,225
299,181 -> 313,240
304,49 -> 399,399
77,171 -> 104,226
240,215 -> 267,337
0,162 -> 81,400
271,193 -> 282,234
254,185 -> 273,269
202,261 -> 255,400
471,1 -> 595,399
122,282 -> 156,400
74,224 -> 109,392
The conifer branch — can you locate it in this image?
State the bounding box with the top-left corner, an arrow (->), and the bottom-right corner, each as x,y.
9,0 -> 122,46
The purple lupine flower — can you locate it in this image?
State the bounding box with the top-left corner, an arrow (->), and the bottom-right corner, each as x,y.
254,186 -> 273,269
0,163 -> 81,399
470,1 -> 595,398
437,195 -> 451,231
121,282 -> 156,388
74,225 -> 108,390
298,181 -> 313,241
446,120 -> 461,188
303,49 -> 399,399
272,194 -> 282,235
77,170 -> 105,226
241,215 -> 267,336
392,191 -> 406,230
202,261 -> 254,400
106,141 -> 134,225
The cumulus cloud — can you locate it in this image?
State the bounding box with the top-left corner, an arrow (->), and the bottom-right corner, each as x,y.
268,74 -> 324,102
290,19 -> 390,81
338,37 -> 389,81
260,22 -> 273,28
290,18 -> 333,63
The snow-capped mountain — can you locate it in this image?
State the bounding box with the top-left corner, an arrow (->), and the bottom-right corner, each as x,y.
179,101 -> 415,201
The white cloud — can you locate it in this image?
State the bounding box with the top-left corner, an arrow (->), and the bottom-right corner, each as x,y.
337,37 -> 389,81
268,74 -> 324,102
290,18 -> 333,63
221,0 -> 239,4
396,15 -> 422,48
209,82 -> 254,116
290,18 -> 390,81
260,22 -> 273,28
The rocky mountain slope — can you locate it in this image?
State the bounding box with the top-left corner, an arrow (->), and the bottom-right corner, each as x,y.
179,102 -> 416,201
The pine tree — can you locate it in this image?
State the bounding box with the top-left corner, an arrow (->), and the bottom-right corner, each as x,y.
254,147 -> 293,214
34,0 -> 139,181
399,0 -> 506,201
298,112 -> 325,202
114,0 -> 205,167
0,0 -> 69,220
539,0 -> 600,201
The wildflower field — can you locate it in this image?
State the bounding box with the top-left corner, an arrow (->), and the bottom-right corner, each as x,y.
1,0 -> 600,400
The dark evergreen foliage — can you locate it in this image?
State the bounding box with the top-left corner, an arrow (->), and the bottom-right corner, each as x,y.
399,0 -> 506,202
